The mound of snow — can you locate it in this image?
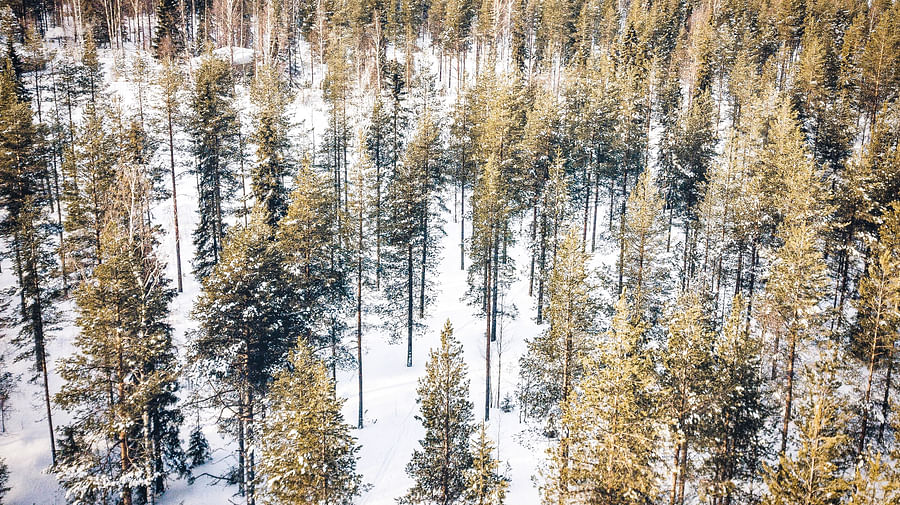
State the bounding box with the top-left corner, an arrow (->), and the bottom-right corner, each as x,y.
212,46 -> 254,65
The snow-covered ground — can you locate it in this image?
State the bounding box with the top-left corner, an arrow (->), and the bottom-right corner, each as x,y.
0,38 -> 629,505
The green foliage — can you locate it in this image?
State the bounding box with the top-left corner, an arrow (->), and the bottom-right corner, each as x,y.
250,64 -> 293,227
464,423 -> 509,505
518,228 -> 594,420
762,351 -> 852,505
188,54 -> 239,280
257,340 -> 362,505
542,294 -> 658,505
402,320 -> 475,504
55,167 -> 183,504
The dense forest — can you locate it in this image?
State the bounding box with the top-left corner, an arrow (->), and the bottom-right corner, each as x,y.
0,0 -> 899,503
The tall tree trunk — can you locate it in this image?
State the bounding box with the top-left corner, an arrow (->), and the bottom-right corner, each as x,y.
879,342 -> 894,443
407,243 -> 414,367
781,332 -> 797,454
168,108 -> 183,292
357,211 -> 364,428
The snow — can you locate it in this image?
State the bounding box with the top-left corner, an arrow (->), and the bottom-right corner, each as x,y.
0,33 -> 625,505
213,46 -> 255,66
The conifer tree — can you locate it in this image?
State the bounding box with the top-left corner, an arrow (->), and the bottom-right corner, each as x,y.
63,101 -> 117,276
250,64 -> 292,227
401,320 -> 475,505
702,296 -> 769,505
672,89 -> 717,226
762,350 -> 851,505
762,99 -> 829,455
382,109 -> 443,368
618,169 -> 667,322
0,458 -> 7,504
661,290 -> 715,505
157,55 -> 184,292
277,159 -> 348,359
55,167 -> 183,505
191,209 -> 300,504
188,54 -> 239,280
348,139 -> 375,428
257,340 -> 362,505
464,423 -> 509,505
853,202 -> 900,452
186,426 -> 211,468
153,0 -> 183,55
543,294 -> 657,505
517,228 -> 594,421
536,156 -> 570,324
0,56 -> 58,463
468,155 -> 512,420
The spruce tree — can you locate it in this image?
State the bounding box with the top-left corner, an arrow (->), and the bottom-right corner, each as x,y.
191,209 -> 300,504
188,54 -> 239,280
187,426 -> 211,469
153,0 -> 184,55
250,64 -> 292,227
257,340 -> 362,505
401,320 -> 476,505
0,458 -> 7,504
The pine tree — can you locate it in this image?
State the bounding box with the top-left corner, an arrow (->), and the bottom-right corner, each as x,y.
464,423 -> 509,505
0,56 -> 58,463
188,54 -> 239,280
63,101 -> 117,276
257,340 -> 362,505
401,320 -> 476,505
618,169 -> 667,322
536,156 -> 570,324
543,294 -> 658,505
661,290 -> 715,505
702,296 -> 770,505
762,350 -> 851,505
250,64 -> 292,227
55,167 -> 183,505
672,89 -> 717,226
762,99 -> 829,455
348,138 -> 375,429
853,202 -> 900,452
382,109 -> 443,368
277,159 -> 349,362
469,155 -> 512,420
517,228 -> 594,421
191,209 -> 300,504
157,55 -> 185,292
